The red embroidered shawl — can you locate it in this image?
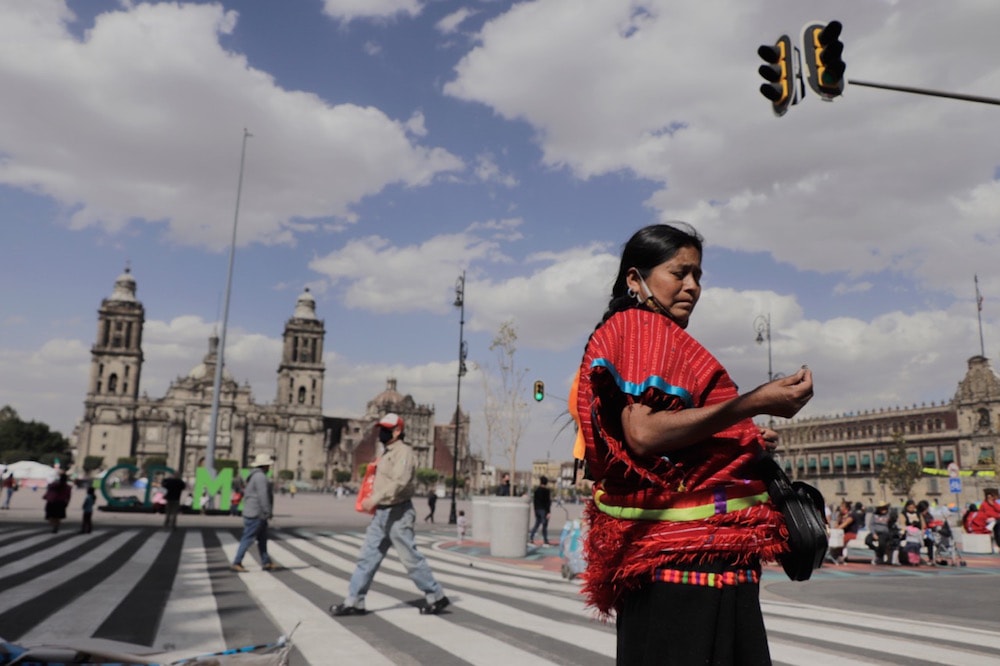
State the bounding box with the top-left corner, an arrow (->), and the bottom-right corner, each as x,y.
576,309 -> 787,614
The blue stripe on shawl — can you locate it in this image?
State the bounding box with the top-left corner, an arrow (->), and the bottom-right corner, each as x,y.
590,357 -> 693,408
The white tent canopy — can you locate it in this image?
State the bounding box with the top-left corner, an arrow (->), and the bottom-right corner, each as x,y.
1,460 -> 59,481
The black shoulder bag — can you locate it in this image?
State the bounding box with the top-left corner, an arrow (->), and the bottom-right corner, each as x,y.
759,456 -> 828,581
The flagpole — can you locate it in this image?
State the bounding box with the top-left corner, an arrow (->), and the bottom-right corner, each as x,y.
975,274 -> 985,357
207,128 -> 252,479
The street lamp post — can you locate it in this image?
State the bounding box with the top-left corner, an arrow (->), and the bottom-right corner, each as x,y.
448,271 -> 467,525
753,313 -> 773,383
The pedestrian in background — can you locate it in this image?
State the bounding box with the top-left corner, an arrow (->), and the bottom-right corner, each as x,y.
1,472 -> 16,509
496,473 -> 511,496
457,510 -> 468,543
161,473 -> 187,530
528,476 -> 552,545
80,486 -> 96,534
43,473 -> 73,533
424,491 -> 437,523
231,454 -> 277,572
330,414 -> 450,616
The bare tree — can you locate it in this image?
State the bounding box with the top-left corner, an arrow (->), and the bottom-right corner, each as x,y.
481,320 -> 529,494
878,434 -> 923,499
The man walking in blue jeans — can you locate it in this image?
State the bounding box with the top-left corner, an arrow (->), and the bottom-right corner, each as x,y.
231,453 -> 277,572
330,413 -> 450,616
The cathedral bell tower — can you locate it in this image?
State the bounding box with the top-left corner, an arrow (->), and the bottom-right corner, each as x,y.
79,266 -> 145,465
276,288 -> 325,411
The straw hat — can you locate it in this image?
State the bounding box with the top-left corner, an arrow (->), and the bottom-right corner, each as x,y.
250,453 -> 274,468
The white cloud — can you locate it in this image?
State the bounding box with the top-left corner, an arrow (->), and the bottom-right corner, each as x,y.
321,0 -> 422,23
834,281 -> 874,296
0,1 -> 462,251
437,8 -> 477,34
474,153 -> 518,187
308,231 -> 505,314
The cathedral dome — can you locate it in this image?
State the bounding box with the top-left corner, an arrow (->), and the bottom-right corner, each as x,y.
109,266 -> 138,302
371,378 -> 404,408
293,287 -> 318,320
188,335 -> 233,381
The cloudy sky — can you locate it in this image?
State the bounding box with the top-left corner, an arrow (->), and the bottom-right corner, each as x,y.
2,0 -> 998,469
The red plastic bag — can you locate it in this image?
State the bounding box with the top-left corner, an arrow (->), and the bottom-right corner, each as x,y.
355,460 -> 378,514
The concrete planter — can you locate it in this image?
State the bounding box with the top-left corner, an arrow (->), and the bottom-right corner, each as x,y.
471,495 -> 492,541
489,496 -> 531,558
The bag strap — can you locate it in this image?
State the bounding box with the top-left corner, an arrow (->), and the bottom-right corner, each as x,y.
757,455 -> 793,502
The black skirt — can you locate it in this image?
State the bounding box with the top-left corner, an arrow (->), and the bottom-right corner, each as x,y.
45,501 -> 67,520
616,562 -> 771,666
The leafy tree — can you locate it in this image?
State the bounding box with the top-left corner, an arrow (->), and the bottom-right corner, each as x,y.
278,469 -> 295,481
310,469 -> 324,481
878,434 -> 923,498
333,469 -> 352,484
215,459 -> 239,473
416,467 -> 440,491
142,456 -> 168,478
0,405 -> 72,464
83,456 -> 104,473
443,475 -> 466,492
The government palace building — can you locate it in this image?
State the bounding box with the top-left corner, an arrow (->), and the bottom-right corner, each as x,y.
772,354 -> 1000,507
72,268 -> 477,487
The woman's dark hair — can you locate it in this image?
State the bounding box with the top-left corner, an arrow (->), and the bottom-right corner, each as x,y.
599,223 -> 703,327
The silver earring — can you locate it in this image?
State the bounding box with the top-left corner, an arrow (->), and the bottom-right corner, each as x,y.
626,288 -> 636,298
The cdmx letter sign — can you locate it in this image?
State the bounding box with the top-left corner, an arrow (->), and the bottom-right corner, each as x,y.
98,463 -> 263,511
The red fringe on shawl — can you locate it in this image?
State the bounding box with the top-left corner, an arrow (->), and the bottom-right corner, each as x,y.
582,501 -> 789,616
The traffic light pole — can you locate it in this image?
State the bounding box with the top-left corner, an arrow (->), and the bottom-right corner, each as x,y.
848,79 -> 1000,106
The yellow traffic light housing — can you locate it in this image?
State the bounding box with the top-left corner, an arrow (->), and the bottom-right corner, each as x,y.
803,21 -> 846,99
757,35 -> 795,116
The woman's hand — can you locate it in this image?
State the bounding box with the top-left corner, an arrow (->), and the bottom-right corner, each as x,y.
758,426 -> 779,453
749,366 -> 813,419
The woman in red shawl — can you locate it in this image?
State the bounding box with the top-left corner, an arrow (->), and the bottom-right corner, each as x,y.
576,223 -> 813,665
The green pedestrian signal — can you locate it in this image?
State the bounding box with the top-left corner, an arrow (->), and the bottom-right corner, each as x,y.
533,380 -> 545,402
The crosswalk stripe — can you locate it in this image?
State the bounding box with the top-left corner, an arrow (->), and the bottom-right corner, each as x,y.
217,532 -> 397,666
284,534 -> 615,658
1,530 -> 135,608
270,534 -> 574,665
20,530 -> 170,644
315,533 -> 591,617
152,530 -> 226,659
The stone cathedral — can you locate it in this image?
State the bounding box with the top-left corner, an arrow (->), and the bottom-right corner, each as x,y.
74,267 -> 327,480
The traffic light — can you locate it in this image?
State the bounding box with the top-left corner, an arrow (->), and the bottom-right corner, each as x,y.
757,35 -> 794,116
533,380 -> 545,402
802,20 -> 846,99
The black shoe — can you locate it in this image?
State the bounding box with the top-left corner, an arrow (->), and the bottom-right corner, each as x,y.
330,603 -> 367,617
420,596 -> 450,615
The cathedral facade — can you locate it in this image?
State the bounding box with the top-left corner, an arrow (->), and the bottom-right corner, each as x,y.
73,269 -> 480,488
74,268 -> 327,481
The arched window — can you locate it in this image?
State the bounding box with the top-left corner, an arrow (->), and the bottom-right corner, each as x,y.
298,387 -> 306,403
108,373 -> 118,393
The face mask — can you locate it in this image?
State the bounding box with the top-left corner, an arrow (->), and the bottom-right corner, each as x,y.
378,428 -> 393,444
635,275 -> 666,316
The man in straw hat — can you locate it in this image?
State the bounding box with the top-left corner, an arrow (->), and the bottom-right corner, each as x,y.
231,453 -> 277,572
330,413 -> 450,616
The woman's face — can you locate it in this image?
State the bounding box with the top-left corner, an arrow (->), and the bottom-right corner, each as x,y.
627,245 -> 702,328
